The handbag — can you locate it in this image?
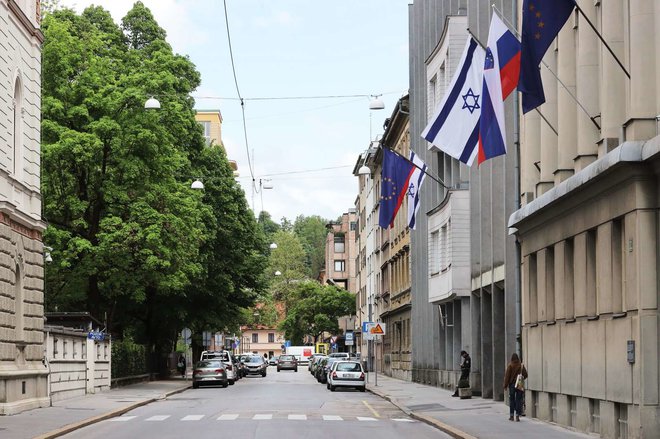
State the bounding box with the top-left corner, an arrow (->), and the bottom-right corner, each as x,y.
514,364 -> 525,391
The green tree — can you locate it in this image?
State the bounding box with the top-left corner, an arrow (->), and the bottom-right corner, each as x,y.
279,281 -> 355,345
293,214 -> 328,278
40,3 -> 265,371
268,230 -> 307,304
257,211 -> 280,242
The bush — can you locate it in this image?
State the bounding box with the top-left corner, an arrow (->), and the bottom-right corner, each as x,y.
112,339 -> 148,379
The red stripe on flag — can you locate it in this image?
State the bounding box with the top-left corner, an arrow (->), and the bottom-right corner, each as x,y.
391,169 -> 415,228
500,52 -> 521,99
477,134 -> 486,165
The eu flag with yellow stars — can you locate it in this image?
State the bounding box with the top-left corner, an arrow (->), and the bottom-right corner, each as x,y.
519,0 -> 575,113
378,148 -> 417,229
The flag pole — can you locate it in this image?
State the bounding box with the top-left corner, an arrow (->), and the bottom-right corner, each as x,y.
384,146 -> 449,189
491,4 -> 601,131
573,3 -> 630,79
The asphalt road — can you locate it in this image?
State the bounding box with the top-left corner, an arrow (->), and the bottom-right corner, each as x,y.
60,365 -> 449,439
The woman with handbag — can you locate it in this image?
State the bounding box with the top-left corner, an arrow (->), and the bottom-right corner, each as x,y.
503,353 -> 528,421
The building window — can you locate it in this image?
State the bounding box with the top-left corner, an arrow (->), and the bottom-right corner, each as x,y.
268,333 -> 274,343
14,262 -> 24,342
13,78 -> 23,177
529,253 -> 538,323
252,333 -> 258,343
564,238 -> 575,319
612,218 -> 624,313
350,221 -> 357,231
440,222 -> 450,271
429,230 -> 439,274
586,229 -> 597,317
200,121 -> 211,145
334,259 -> 345,272
334,235 -> 345,253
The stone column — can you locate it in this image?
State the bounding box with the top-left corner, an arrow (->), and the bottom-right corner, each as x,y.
599,0 -> 626,156
521,108 -> 540,205
575,0 -> 600,171
556,23 -> 577,184
627,0 -> 657,140
537,50 -> 558,196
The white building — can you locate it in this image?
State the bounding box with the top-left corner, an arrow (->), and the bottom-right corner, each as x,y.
0,0 -> 49,414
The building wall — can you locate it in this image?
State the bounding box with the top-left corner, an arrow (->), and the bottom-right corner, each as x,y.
510,0 -> 660,437
243,328 -> 285,360
324,211 -> 357,293
0,0 -> 48,415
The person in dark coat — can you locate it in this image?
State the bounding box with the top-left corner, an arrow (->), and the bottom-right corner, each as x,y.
452,350 -> 471,397
503,353 -> 528,421
177,355 -> 186,378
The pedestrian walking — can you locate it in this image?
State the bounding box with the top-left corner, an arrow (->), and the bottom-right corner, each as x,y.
452,350 -> 471,397
503,353 -> 527,421
177,354 -> 186,378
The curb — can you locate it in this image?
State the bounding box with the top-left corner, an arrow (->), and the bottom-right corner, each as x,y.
366,386 -> 477,439
33,384 -> 190,439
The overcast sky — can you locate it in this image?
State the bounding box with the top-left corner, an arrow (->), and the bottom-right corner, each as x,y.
57,1 -> 409,222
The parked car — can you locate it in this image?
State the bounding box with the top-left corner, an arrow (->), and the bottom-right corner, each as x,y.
192,360 -> 228,389
232,354 -> 247,378
200,350 -> 239,385
268,355 -> 279,366
309,355 -> 326,375
244,355 -> 268,377
328,352 -> 350,359
317,357 -> 342,384
326,360 -> 366,392
277,354 -> 298,372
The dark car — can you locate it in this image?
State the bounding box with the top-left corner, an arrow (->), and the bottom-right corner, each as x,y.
277,354 -> 298,372
244,355 -> 267,377
192,360 -> 228,388
317,357 -> 342,384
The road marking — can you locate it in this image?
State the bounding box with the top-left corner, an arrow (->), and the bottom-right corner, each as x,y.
145,415 -> 170,421
392,418 -> 415,423
110,416 -> 136,422
362,400 -> 381,418
357,416 -> 378,422
253,414 -> 273,420
217,414 -> 239,421
181,415 -> 205,421
322,415 -> 343,421
288,414 -> 307,420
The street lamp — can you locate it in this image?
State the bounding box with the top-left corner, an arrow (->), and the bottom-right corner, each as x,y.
269,243 -> 278,249
191,179 -> 204,190
144,96 -> 161,110
368,95 -> 385,110
274,271 -> 282,276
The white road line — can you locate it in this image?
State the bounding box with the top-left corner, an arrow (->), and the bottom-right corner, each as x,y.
217,414 -> 240,421
110,416 -> 136,422
288,414 -> 307,420
253,414 -> 273,420
322,415 -> 343,421
181,415 -> 205,421
357,416 -> 378,422
392,418 -> 415,423
145,415 -> 170,421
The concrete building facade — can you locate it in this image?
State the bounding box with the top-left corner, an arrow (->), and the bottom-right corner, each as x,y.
0,0 -> 49,415
509,1 -> 660,437
408,0 -> 519,404
194,110 -> 238,173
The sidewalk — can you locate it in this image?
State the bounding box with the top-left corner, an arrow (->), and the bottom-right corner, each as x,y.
2,378 -> 190,439
366,373 -> 591,439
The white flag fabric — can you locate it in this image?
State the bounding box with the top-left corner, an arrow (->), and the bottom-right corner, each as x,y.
421,37 -> 485,166
407,151 -> 427,230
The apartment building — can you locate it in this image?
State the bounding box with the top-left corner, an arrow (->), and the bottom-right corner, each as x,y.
194,110 -> 238,174
0,0 -> 49,414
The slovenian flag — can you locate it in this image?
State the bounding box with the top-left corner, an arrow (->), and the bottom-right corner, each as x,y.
477,12 -> 521,165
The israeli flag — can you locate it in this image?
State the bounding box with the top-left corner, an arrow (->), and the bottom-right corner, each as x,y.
407,151 -> 427,230
421,37 -> 485,166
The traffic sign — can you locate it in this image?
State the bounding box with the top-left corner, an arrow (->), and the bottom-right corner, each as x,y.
370,323 -> 386,335
362,322 -> 374,333
345,330 -> 354,346
330,336 -> 337,344
87,331 -> 104,341
181,328 -> 191,345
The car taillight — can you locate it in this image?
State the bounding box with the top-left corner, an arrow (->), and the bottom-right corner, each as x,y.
193,370 -> 201,375
332,372 -> 337,378
215,369 -> 225,374
359,372 -> 365,380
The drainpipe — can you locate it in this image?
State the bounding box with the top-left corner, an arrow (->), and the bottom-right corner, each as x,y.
512,1 -> 523,358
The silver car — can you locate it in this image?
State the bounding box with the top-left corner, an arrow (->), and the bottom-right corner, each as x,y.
192,360 -> 228,388
200,350 -> 239,385
326,361 -> 366,392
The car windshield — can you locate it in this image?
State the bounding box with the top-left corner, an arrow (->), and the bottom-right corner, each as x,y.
246,357 -> 263,364
202,352 -> 229,361
196,360 -> 222,368
280,355 -> 295,361
336,362 -> 361,372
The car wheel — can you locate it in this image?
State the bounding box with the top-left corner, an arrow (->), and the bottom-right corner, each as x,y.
330,385 -> 336,392
295,368 -> 298,372
192,382 -> 199,389
228,379 -> 235,385
262,372 -> 267,377
222,382 -> 229,388
277,368 -> 280,372
359,386 -> 366,392
326,382 -> 330,389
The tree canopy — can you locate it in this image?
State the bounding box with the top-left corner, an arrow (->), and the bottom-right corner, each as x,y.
41,3 -> 266,368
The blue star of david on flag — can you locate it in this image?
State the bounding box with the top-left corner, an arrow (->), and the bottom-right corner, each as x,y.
462,88 -> 480,114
